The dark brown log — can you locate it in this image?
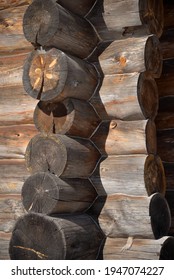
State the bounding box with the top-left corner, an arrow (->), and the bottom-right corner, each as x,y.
0,195 -> 25,233
90,72 -> 158,121
57,0 -> 97,16
163,162 -> 174,191
33,98 -> 100,137
103,236 -> 174,260
99,35 -> 162,78
156,59 -> 174,98
163,0 -> 174,28
0,6 -> 32,55
21,172 -> 97,214
91,119 -> 157,156
23,0 -> 99,59
0,0 -> 31,9
0,125 -> 37,159
0,232 -> 11,260
157,129 -> 174,162
0,159 -> 29,194
23,48 -> 98,102
9,213 -> 104,259
90,155 -> 166,196
160,29 -> 174,60
155,96 -> 174,130
25,134 -> 101,178
87,0 -> 164,40
98,193 -> 171,239
0,85 -> 37,126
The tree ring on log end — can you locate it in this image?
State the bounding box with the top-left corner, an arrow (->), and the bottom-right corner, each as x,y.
144,155 -> 166,196
138,72 -> 158,120
149,193 -> 171,239
145,35 -> 162,78
160,237 -> 174,260
25,134 -> 67,176
33,99 -> 75,134
23,48 -> 68,101
139,0 -> 164,37
23,0 -> 60,46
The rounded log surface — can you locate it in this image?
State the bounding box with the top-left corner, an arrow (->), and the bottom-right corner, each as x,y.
156,59 -> 174,98
23,0 -> 99,58
160,237 -> 174,260
157,129 -> 174,162
33,99 -> 100,137
9,213 -> 104,260
21,172 -> 97,214
57,0 -> 96,16
23,48 -> 98,102
25,134 -> 101,178
155,97 -> 174,130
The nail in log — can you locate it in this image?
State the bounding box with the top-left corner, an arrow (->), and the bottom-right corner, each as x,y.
23,48 -> 98,102
34,99 -> 100,138
9,213 -> 104,259
90,155 -> 166,196
99,35 -> 162,78
23,0 -> 99,59
155,97 -> 174,130
91,72 -> 158,121
156,59 -> 174,98
91,119 -> 157,156
157,129 -> 174,163
25,134 -> 101,178
103,236 -> 174,260
57,0 -> 97,16
98,193 -> 171,239
22,172 -> 97,214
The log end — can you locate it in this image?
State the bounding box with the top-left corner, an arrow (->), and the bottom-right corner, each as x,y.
160,237 -> 174,260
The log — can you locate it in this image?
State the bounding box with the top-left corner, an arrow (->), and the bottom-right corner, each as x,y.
33,99 -> 100,137
0,85 -> 37,126
156,59 -> 174,98
21,172 -> 97,214
90,72 -> 158,121
23,0 -> 99,59
155,96 -> 174,130
0,159 -> 29,194
157,129 -> 174,162
99,35 -> 162,78
90,155 -> 166,196
23,48 -> 98,102
9,213 -> 104,259
57,0 -> 97,16
0,6 -> 32,55
163,1 -> 174,28
98,193 -> 171,239
160,28 -> 174,60
0,195 -> 25,233
0,0 -> 31,9
25,134 -> 101,178
0,124 -> 37,159
163,162 -> 174,191
91,119 -> 157,156
0,232 -> 11,260
103,236 -> 174,260
87,0 -> 164,40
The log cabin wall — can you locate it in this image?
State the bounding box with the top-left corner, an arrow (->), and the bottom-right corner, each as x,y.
1,0 -> 174,260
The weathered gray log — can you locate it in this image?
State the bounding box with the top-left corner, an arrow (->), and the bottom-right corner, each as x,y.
91,119 -> 156,156
157,129 -> 174,163
155,96 -> 174,130
87,0 -> 164,40
22,172 -> 97,214
99,35 -> 162,78
160,29 -> 174,60
103,236 -> 174,260
0,195 -> 25,233
0,5 -> 32,55
25,134 -> 101,178
156,59 -> 174,98
57,0 -> 97,16
0,0 -> 31,9
0,125 -> 37,159
23,0 -> 99,59
34,98 -> 100,137
99,193 -> 171,239
9,213 -> 104,259
0,232 -> 11,260
0,159 -> 29,194
23,48 -> 98,102
90,72 -> 158,121
90,155 -> 166,196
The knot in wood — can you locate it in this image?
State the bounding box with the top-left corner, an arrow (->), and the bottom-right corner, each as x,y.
110,121 -> 117,129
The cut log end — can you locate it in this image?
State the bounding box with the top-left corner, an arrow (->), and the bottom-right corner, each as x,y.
150,193 -> 171,239
144,155 -> 166,196
160,237 -> 174,260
